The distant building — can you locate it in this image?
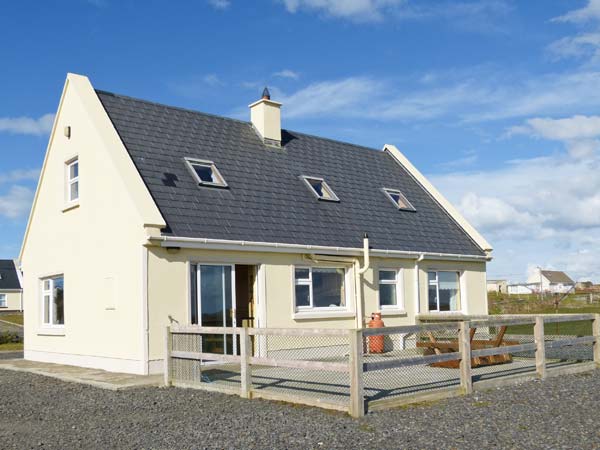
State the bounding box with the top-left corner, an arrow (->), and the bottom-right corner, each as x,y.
487,279 -> 508,294
576,281 -> 593,290
527,269 -> 575,294
507,283 -> 537,295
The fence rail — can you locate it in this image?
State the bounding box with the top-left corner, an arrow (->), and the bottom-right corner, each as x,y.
165,313 -> 600,417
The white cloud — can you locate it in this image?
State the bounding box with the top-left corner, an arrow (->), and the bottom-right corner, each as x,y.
276,70 -> 600,123
548,32 -> 600,62
273,69 -> 300,80
509,115 -> 600,158
207,0 -> 230,10
0,114 -> 54,136
280,0 -> 405,22
0,185 -> 34,219
553,0 -> 600,24
0,169 -> 40,184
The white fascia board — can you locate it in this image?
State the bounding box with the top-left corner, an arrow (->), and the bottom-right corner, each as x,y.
148,236 -> 490,262
68,73 -> 166,229
19,77 -> 70,262
383,144 -> 493,255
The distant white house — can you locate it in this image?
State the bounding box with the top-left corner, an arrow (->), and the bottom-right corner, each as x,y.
527,269 -> 575,294
487,279 -> 508,294
507,283 -> 536,295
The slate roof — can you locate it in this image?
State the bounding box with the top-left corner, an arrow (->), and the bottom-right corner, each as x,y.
96,90 -> 486,257
541,271 -> 574,285
0,260 -> 21,290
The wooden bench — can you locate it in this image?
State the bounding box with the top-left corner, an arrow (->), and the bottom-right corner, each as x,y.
416,326 -> 518,368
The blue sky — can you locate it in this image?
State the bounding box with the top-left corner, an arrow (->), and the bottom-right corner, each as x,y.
1,0 -> 600,282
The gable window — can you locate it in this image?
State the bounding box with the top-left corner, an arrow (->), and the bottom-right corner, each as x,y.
294,267 -> 346,310
0,294 -> 6,308
301,176 -> 340,202
378,269 -> 403,310
382,188 -> 415,211
66,158 -> 79,202
42,275 -> 64,326
185,158 -> 228,187
428,271 -> 460,312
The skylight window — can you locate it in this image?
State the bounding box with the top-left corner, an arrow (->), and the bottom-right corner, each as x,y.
382,188 -> 415,211
185,158 -> 228,188
301,176 -> 340,202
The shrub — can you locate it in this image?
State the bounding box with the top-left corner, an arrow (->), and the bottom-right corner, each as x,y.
0,332 -> 22,345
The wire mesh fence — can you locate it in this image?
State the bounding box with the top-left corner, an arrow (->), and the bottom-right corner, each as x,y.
166,314 -> 600,416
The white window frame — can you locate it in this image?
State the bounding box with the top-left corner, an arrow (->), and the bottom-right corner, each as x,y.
41,275 -> 65,328
382,188 -> 415,211
300,176 -> 340,202
293,266 -> 350,312
184,157 -> 228,188
0,293 -> 6,308
377,268 -> 405,312
66,157 -> 79,203
427,270 -> 461,313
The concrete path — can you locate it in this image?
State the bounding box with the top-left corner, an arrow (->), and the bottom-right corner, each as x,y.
0,358 -> 162,390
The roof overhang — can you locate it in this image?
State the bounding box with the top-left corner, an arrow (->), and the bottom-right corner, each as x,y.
147,235 -> 491,262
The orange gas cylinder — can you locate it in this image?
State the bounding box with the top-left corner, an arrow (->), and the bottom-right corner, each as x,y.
368,312 -> 385,353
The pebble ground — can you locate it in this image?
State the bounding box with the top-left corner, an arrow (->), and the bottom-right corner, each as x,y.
1,367 -> 600,449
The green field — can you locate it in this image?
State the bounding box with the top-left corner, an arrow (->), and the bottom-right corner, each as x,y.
0,315 -> 23,326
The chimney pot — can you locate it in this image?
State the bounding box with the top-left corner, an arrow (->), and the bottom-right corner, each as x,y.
262,87 -> 271,100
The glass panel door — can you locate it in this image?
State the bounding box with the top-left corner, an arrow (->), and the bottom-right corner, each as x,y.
198,265 -> 236,355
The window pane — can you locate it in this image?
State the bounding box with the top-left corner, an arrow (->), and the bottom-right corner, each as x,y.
200,265 -> 225,327
53,277 -> 64,325
224,266 -> 233,327
312,268 -> 344,308
70,181 -> 79,201
295,268 -> 310,280
379,270 -> 396,282
379,284 -> 397,307
428,272 -> 438,311
44,295 -> 51,323
190,264 -> 198,325
308,179 -> 324,197
193,164 -> 215,183
438,272 -> 459,311
70,161 -> 79,180
44,280 -> 50,291
0,294 -> 6,307
295,284 -> 310,307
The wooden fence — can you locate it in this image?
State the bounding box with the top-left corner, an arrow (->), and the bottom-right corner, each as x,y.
165,314 -> 600,418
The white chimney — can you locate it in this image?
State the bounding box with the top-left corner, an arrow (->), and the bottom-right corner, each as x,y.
249,87 -> 282,146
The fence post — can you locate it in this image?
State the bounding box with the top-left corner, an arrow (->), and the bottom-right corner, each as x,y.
240,327 -> 252,399
593,314 -> 600,367
164,326 -> 172,387
349,329 -> 365,418
534,316 -> 546,379
459,321 -> 472,394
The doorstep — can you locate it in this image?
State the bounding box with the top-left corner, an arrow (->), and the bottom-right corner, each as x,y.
0,358 -> 162,391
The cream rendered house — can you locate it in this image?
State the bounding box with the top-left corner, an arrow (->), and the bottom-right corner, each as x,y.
20,73 -> 492,375
0,260 -> 22,312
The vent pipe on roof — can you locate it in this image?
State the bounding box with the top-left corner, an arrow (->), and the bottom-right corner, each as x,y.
249,87 -> 282,147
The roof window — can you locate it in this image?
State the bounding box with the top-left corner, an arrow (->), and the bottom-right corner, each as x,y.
301,176 -> 339,202
185,158 -> 228,188
382,188 -> 415,211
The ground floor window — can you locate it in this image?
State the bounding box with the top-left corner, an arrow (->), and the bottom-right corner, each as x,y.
294,267 -> 346,310
428,271 -> 460,312
0,294 -> 6,308
42,275 -> 64,326
378,269 -> 402,310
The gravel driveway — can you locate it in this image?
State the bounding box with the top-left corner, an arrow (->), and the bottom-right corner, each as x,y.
1,368 -> 600,450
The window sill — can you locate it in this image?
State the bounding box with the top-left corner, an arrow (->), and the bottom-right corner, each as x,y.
62,202 -> 80,213
293,310 -> 355,320
380,309 -> 407,317
37,328 -> 66,336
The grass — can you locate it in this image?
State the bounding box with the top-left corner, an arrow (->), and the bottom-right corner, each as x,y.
488,292 -> 599,335
0,315 -> 23,326
0,342 -> 23,351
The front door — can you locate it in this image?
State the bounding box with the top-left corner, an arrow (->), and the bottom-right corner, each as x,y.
196,264 -> 236,355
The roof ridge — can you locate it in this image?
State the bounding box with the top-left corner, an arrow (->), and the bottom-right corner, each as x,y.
95,89 -> 382,155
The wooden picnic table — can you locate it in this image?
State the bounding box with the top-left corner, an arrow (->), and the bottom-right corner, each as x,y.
416,326 -> 518,368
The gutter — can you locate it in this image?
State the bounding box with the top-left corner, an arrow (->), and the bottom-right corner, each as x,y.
148,236 -> 490,262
